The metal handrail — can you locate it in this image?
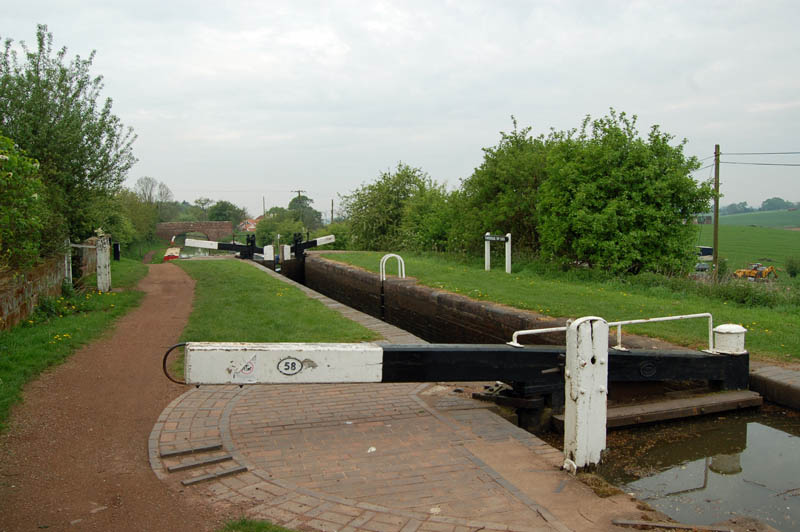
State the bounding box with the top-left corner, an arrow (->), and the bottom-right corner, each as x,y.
508,313 -> 714,352
380,254 -> 406,281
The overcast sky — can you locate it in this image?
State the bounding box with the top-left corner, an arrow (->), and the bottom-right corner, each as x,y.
3,1 -> 799,219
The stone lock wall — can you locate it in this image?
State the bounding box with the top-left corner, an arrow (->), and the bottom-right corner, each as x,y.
305,254 -> 567,345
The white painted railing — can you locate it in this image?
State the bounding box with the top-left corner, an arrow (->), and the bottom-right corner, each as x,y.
508,312 -> 715,352
380,254 -> 406,281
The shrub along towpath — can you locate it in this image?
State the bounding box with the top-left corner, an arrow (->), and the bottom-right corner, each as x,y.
0,262 -> 233,531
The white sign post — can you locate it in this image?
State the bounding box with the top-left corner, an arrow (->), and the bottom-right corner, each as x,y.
484,232 -> 511,274
563,316 -> 608,473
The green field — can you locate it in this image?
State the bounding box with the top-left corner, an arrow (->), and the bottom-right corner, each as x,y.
696,224 -> 800,272
719,209 -> 800,229
321,252 -> 799,362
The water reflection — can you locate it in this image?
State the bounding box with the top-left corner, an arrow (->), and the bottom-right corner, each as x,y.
597,410 -> 800,530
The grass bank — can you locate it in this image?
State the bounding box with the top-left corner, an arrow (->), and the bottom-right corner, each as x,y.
0,258 -> 148,429
321,252 -> 799,362
175,259 -> 378,344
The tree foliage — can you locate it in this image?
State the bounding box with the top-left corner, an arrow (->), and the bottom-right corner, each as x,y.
339,111 -> 712,275
457,117 -> 548,252
288,195 -> 323,230
760,197 -> 794,212
342,163 -> 437,251
537,110 -> 711,274
255,207 -> 303,247
0,25 -> 137,240
721,201 -> 754,215
0,136 -> 52,272
209,200 -> 249,228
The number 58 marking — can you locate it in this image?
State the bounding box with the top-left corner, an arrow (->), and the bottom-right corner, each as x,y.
277,357 -> 303,376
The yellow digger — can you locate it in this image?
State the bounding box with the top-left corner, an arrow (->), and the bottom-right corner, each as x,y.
733,263 -> 779,281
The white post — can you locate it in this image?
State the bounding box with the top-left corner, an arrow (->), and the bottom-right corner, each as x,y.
563,316 -> 608,473
505,233 -> 511,274
264,245 -> 274,260
281,245 -> 292,261
96,236 -> 112,292
484,232 -> 491,271
713,324 -> 747,354
64,239 -> 72,287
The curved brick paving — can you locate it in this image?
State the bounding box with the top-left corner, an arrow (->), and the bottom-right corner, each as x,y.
150,382 -> 576,532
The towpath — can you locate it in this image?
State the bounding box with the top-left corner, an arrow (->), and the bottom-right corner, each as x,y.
0,263 -> 234,531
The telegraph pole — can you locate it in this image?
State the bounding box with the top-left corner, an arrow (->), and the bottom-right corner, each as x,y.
712,144 -> 720,283
331,199 -> 334,225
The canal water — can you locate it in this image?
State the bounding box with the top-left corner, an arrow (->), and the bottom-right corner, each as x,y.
593,404 -> 800,530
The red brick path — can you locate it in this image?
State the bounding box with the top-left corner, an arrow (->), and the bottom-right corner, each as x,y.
150,377 -> 652,532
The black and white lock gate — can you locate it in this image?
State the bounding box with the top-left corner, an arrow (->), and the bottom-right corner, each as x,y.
163,319 -> 749,471
163,341 -> 749,392
186,234 -> 259,259
185,234 -> 335,262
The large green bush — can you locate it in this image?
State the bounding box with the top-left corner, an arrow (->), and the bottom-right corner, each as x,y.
537,110 -> 712,274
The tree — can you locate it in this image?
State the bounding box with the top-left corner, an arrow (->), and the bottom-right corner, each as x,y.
208,200 -> 249,228
399,184 -> 453,252
254,210 -> 303,247
760,197 -> 793,212
288,195 -> 323,230
0,25 -> 137,240
537,110 -> 712,274
116,188 -> 157,242
134,176 -> 158,204
721,202 -> 753,215
341,163 -> 436,250
194,197 -> 213,220
457,117 -> 548,252
155,183 -> 177,222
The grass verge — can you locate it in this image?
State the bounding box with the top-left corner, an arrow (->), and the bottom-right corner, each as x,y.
321,252 -> 799,362
176,260 -> 379,343
0,258 -> 148,429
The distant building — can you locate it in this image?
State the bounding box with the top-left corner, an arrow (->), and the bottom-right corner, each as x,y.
238,218 -> 258,232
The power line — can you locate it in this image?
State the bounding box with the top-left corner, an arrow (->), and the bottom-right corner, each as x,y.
722,151 -> 800,156
693,163 -> 715,172
695,154 -> 715,162
721,161 -> 800,167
